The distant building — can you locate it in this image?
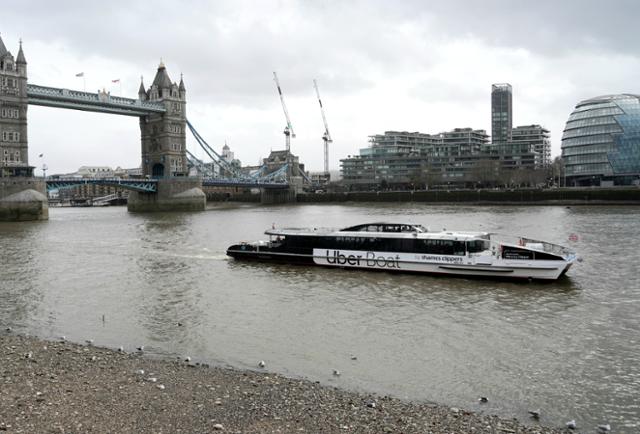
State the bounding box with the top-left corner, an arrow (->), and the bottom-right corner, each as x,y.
511,125 -> 551,168
50,165 -> 142,200
76,166 -> 113,178
263,150 -> 305,178
0,36 -> 30,177
341,129 -> 489,189
491,83 -> 513,145
489,84 -> 550,170
561,94 -> 640,186
309,172 -> 330,187
221,143 -> 234,161
489,124 -> 551,170
220,143 -> 241,177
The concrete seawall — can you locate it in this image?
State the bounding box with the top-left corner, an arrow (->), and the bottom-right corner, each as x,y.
297,187 -> 640,205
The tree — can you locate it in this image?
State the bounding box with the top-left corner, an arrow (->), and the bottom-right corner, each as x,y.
469,159 -> 501,187
549,156 -> 565,187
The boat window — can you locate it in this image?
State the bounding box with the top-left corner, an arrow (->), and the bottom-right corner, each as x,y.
502,246 -> 533,260
341,223 -> 425,233
501,246 -> 562,260
466,240 -> 489,253
415,239 -> 466,256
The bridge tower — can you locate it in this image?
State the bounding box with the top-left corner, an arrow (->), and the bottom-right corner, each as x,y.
0,35 -> 48,221
0,37 -> 30,176
138,62 -> 187,178
128,62 -> 204,212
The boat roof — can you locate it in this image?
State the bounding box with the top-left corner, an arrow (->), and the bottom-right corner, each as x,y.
265,222 -> 489,241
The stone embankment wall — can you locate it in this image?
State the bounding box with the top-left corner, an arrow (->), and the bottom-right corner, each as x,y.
205,192 -> 260,202
297,188 -> 640,205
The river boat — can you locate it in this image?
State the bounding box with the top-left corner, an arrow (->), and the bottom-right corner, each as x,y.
226,222 -> 577,280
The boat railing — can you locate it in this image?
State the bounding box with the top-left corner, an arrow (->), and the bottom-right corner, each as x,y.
489,233 -> 573,257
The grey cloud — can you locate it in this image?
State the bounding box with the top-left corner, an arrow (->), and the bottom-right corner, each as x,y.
398,0 -> 640,56
2,0 -> 438,106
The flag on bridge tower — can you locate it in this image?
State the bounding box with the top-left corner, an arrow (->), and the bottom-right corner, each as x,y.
112,78 -> 120,83
75,72 -> 84,77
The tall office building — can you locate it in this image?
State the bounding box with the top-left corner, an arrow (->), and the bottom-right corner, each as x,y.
491,83 -> 512,144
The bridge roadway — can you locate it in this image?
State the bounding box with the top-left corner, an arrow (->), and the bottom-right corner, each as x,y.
26,84 -> 166,116
46,177 -> 290,192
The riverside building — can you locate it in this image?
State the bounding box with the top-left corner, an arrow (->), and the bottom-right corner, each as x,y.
341,84 -> 551,190
488,124 -> 551,170
340,129 -> 489,189
561,94 -> 640,186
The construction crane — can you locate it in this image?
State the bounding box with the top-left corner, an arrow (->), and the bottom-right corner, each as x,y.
273,72 -> 295,151
273,72 -> 295,181
313,79 -> 333,175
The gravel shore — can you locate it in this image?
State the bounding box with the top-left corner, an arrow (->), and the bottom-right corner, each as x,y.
1,332 -> 564,434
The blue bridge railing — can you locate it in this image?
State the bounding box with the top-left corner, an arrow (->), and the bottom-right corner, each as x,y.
46,178 -> 158,193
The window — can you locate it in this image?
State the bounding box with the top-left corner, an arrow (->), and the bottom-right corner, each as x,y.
1,132 -> 21,142
466,240 -> 489,253
0,107 -> 20,119
1,78 -> 17,88
415,239 -> 466,256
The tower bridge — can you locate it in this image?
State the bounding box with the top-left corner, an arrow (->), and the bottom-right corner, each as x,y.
0,35 -> 295,221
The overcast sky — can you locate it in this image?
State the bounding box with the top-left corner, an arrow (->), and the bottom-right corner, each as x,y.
2,0 -> 639,174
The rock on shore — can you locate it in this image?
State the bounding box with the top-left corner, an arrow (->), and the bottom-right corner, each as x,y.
0,334 -> 562,433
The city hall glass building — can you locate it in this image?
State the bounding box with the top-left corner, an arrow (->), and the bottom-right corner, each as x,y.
561,94 -> 640,186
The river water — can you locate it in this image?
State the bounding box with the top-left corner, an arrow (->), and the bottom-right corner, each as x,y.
1,203 -> 639,430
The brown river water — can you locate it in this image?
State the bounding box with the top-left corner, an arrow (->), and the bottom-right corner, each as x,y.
1,203 -> 639,430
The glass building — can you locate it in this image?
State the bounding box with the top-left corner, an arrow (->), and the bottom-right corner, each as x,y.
491,83 -> 512,144
561,94 -> 640,186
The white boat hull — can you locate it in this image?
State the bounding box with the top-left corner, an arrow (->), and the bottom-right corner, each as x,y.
311,249 -> 572,280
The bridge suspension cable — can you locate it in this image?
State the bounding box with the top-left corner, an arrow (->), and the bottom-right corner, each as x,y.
186,119 -> 290,185
185,149 -> 216,177
186,120 -> 244,179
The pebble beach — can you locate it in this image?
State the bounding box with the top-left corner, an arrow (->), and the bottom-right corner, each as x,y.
0,332 -> 565,434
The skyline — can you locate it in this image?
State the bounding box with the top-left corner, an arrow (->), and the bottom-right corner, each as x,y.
1,0 -> 639,174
